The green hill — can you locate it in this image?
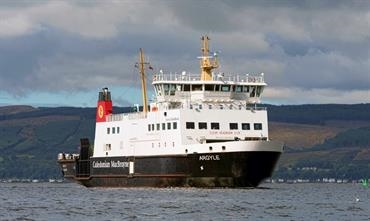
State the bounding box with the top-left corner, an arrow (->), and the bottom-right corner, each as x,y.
0,104 -> 369,180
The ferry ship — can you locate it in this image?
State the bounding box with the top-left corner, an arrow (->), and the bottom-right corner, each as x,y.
57,36 -> 283,187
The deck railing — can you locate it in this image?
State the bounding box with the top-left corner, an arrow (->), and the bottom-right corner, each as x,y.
152,72 -> 264,83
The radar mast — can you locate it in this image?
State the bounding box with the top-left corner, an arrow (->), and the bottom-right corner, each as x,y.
200,35 -> 219,80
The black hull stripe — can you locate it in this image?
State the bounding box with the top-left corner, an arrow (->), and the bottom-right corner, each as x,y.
60,151 -> 281,187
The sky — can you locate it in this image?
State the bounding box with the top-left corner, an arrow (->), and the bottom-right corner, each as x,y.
0,0 -> 369,107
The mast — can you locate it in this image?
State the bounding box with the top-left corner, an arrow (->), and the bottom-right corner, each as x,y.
200,35 -> 219,81
139,48 -> 148,115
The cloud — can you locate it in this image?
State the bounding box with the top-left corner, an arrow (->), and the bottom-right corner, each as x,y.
0,0 -> 368,106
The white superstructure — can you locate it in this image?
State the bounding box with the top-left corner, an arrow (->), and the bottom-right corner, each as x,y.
92,36 -> 279,159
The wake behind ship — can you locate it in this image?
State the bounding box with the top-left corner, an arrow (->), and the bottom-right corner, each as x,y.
58,36 -> 283,187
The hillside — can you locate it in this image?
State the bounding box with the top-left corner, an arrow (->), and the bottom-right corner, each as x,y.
0,104 -> 369,180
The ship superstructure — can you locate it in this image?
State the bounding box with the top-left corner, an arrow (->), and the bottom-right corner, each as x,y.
58,36 -> 283,187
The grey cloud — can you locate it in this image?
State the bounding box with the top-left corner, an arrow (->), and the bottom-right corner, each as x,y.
0,0 -> 368,105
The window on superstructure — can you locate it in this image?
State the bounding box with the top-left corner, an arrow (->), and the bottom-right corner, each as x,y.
230,123 -> 238,130
242,123 -> 250,130
184,84 -> 190,91
254,123 -> 263,130
199,104 -> 202,109
107,128 -> 110,134
243,86 -> 249,93
256,86 -> 262,97
164,84 -> 169,95
112,127 -> 116,134
205,84 -> 214,91
156,123 -> 160,131
167,122 -> 171,130
211,122 -> 219,130
148,124 -> 151,131
199,122 -> 207,130
235,86 -> 243,92
209,104 -> 212,109
220,105 -> 224,110
117,127 -> 120,134
176,84 -> 182,91
215,85 -> 220,91
192,84 -> 202,91
173,122 -> 177,130
151,124 -> 155,131
250,86 -> 256,97
221,85 -> 230,92
170,84 -> 176,95
162,123 -> 166,130
156,85 -> 163,96
186,122 -> 195,129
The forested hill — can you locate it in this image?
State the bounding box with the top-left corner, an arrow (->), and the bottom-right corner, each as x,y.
265,103 -> 370,124
0,103 -> 369,180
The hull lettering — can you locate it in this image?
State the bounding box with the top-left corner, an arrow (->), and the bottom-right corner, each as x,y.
199,155 -> 220,161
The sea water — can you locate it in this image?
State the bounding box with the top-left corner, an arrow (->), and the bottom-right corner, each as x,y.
0,182 -> 369,221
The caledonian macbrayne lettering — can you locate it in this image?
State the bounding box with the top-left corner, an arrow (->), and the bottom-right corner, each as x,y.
199,155 -> 220,161
92,161 -> 129,168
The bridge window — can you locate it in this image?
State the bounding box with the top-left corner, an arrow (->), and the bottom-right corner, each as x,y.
254,123 -> 263,130
211,122 -> 219,130
173,122 -> 177,130
162,123 -> 166,130
250,86 -> 256,97
184,84 -> 190,91
243,86 -> 249,93
199,122 -> 207,130
117,127 -> 120,134
170,84 -> 176,95
256,86 -> 263,97
112,127 -> 116,134
192,84 -> 202,91
167,122 -> 171,130
230,123 -> 238,130
221,85 -> 230,92
148,125 -> 151,131
205,84 -> 214,91
242,123 -> 250,130
186,122 -> 195,129
107,128 -> 110,134
235,85 -> 243,92
156,123 -> 160,131
163,84 -> 169,95
151,124 -> 155,131
215,85 -> 220,91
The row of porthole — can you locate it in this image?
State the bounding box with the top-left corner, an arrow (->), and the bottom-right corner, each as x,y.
185,146 -> 226,153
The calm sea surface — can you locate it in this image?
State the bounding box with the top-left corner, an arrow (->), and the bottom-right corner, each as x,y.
0,182 -> 369,221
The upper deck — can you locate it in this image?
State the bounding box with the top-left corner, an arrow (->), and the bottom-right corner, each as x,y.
151,71 -> 266,106
153,71 -> 265,84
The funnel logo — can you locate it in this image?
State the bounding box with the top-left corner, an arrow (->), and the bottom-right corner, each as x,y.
98,105 -> 104,119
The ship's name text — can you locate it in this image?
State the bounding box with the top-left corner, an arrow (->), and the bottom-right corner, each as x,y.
92,160 -> 129,168
199,155 -> 220,161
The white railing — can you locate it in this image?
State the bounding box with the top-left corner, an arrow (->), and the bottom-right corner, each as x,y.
106,112 -> 147,122
152,72 -> 264,83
